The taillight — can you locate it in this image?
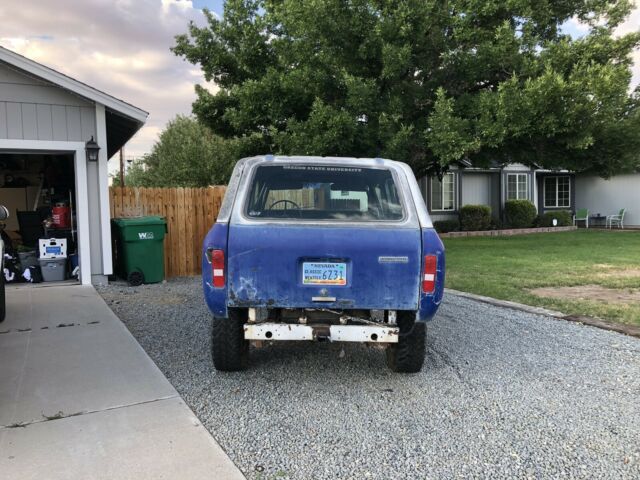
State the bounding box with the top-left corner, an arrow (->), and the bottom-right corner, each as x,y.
211,249 -> 225,288
422,255 -> 437,293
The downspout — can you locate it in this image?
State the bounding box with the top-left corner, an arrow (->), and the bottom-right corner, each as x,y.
533,171 -> 538,213
499,170 -> 505,223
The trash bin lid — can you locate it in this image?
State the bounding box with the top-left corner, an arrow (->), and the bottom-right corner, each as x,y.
112,216 -> 166,227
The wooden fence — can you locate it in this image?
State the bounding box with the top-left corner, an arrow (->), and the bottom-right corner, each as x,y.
109,186 -> 226,278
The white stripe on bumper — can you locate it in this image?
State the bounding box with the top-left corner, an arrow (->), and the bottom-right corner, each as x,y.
243,323 -> 399,343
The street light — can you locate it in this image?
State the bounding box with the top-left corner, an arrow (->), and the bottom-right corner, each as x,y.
85,136 -> 100,162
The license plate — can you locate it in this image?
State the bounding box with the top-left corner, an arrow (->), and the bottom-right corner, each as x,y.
302,262 -> 347,286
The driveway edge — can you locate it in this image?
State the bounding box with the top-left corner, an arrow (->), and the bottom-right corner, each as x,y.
444,288 -> 640,339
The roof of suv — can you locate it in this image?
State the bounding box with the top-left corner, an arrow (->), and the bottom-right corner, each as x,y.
238,155 -> 410,169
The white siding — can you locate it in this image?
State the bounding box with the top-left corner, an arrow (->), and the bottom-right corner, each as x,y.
21,103 -> 38,138
575,174 -> 640,227
429,212 -> 458,222
504,162 -> 531,171
51,105 -> 67,139
5,102 -> 22,137
0,62 -> 95,142
36,103 -> 53,140
0,101 -> 6,137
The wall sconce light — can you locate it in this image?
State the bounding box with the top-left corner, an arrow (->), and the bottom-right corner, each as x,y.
85,136 -> 100,162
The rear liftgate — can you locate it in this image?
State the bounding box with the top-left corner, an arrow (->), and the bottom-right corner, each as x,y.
243,309 -> 399,344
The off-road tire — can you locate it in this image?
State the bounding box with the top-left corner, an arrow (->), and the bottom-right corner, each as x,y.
385,312 -> 426,373
0,273 -> 5,322
211,308 -> 249,371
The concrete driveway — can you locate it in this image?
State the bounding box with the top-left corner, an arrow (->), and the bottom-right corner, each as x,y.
0,284 -> 244,480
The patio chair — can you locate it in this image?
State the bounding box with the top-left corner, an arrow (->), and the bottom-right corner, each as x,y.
573,208 -> 589,228
606,208 -> 626,229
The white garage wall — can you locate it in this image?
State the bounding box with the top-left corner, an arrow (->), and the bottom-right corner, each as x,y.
575,173 -> 640,227
0,62 -> 96,142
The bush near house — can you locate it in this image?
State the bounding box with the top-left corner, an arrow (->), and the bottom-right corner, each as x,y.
538,210 -> 573,227
433,219 -> 460,233
459,205 -> 492,231
505,200 -> 537,228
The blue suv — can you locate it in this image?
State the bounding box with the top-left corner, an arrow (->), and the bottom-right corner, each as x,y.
203,156 -> 445,372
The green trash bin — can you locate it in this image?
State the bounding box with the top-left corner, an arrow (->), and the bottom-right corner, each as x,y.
111,216 -> 167,286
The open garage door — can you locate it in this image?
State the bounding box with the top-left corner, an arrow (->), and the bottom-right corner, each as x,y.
1,152 -> 80,286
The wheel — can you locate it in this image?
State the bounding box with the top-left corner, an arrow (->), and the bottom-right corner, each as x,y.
127,270 -> 144,286
385,311 -> 426,373
0,272 -> 5,323
211,308 -> 249,371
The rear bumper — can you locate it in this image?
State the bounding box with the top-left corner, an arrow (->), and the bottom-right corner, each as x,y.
244,323 -> 399,343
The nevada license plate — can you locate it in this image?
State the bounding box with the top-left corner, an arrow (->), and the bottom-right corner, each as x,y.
302,262 -> 347,286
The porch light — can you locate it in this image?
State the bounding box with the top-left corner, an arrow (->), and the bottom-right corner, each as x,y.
85,136 -> 100,162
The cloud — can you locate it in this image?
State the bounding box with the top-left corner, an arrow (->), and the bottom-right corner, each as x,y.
0,0 -> 219,160
563,4 -> 640,89
617,1 -> 640,88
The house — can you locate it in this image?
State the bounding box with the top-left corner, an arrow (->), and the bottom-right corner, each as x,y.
0,46 -> 148,285
419,163 -> 639,228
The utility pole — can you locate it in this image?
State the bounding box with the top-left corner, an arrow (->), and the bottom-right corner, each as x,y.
119,148 -> 125,187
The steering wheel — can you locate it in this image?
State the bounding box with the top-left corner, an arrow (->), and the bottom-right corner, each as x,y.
267,199 -> 301,211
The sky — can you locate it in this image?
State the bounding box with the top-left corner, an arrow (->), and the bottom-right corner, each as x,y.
0,0 -> 224,161
0,1 -> 638,162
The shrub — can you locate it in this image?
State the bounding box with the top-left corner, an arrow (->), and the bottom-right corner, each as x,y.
433,219 -> 460,233
538,210 -> 573,227
459,204 -> 492,231
504,200 -> 537,228
489,217 -> 503,230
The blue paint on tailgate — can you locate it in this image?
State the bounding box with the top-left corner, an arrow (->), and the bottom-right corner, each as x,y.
226,224 -> 422,310
418,228 -> 446,321
202,222 -> 229,318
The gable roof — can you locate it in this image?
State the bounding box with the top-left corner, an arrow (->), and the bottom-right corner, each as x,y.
0,46 -> 148,124
0,46 -> 149,157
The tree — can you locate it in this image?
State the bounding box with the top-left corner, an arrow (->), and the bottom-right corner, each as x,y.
110,159 -> 149,187
121,115 -> 256,187
173,0 -> 640,177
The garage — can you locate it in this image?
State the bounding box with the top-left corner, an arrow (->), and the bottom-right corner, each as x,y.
0,46 -> 147,286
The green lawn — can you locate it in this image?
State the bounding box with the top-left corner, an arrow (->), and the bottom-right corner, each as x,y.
443,230 -> 640,326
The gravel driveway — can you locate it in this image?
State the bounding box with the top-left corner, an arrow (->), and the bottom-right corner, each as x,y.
98,278 -> 640,479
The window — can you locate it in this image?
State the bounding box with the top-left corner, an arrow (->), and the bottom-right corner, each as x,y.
544,176 -> 570,208
507,173 -> 529,200
245,164 -> 405,221
430,173 -> 456,211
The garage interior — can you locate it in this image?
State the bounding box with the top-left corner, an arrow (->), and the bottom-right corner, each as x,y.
1,152 -> 78,284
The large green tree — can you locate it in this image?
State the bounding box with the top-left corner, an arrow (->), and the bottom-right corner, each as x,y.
122,115 -> 260,187
173,0 -> 640,177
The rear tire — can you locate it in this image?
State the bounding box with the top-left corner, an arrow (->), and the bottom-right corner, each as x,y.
0,273 -> 5,323
386,311 -> 425,373
211,308 -> 249,371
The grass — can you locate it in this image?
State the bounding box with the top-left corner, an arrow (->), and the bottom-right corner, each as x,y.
442,230 -> 640,327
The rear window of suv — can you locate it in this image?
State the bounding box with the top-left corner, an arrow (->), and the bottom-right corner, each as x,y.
245,164 -> 405,221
